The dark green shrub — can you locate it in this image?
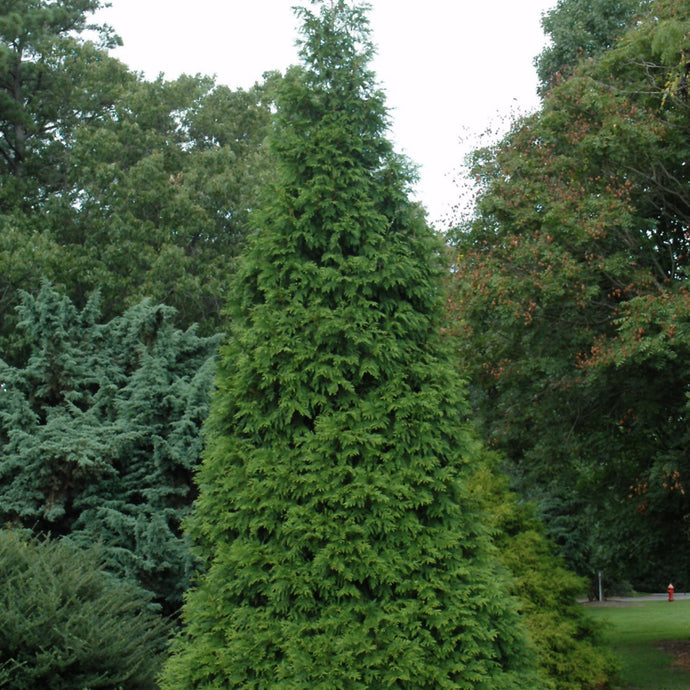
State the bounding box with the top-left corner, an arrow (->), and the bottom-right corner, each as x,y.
0,529 -> 170,689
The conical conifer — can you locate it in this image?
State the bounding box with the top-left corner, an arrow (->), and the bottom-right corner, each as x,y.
161,2 -> 535,687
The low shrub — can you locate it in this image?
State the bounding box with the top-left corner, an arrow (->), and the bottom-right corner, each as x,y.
0,529 -> 170,689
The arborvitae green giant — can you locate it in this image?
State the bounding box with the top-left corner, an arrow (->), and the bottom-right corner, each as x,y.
161,2 -> 535,687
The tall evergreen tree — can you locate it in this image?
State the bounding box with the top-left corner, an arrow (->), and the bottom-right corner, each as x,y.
161,2 -> 535,687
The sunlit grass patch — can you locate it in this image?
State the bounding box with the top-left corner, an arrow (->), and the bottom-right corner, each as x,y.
587,599 -> 690,689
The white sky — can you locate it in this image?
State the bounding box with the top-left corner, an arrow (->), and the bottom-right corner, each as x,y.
94,0 -> 555,227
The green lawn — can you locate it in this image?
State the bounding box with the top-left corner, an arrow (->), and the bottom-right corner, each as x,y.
587,599 -> 690,689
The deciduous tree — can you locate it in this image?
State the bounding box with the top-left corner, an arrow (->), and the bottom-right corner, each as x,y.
58,72 -> 278,332
449,0 -> 690,590
535,0 -> 639,94
1,0 -> 279,361
0,0 -> 122,197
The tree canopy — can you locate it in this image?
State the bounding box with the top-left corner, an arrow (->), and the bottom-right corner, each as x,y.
449,0 -> 690,591
1,0 -> 279,365
535,0 -> 640,94
0,0 -> 120,185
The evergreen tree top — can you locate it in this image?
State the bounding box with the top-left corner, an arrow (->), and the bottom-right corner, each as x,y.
295,1 -> 377,83
268,0 -> 401,207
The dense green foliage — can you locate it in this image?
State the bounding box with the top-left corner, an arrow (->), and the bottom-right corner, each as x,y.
0,0 -> 120,184
0,529 -> 169,689
161,2 -> 536,687
471,457 -> 619,689
0,0 -> 635,684
0,284 -> 219,612
449,0 -> 690,591
0,1 -> 274,615
50,72 -> 277,333
0,0 -> 277,364
535,0 -> 640,94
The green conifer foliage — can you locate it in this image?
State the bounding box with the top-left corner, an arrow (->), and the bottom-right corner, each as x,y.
0,529 -> 169,689
470,456 -> 619,690
0,284 -> 220,612
161,2 -> 535,687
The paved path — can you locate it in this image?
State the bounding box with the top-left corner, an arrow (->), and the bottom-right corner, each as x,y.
582,592 -> 690,605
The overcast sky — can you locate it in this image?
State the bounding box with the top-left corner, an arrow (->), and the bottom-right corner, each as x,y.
94,0 -> 556,227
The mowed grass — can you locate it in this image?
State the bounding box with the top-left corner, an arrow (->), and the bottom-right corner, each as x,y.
587,599 -> 690,689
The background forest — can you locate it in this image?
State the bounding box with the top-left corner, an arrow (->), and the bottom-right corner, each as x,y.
0,0 -> 688,687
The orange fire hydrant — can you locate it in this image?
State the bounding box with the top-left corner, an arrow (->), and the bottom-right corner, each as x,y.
668,584 -> 675,602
